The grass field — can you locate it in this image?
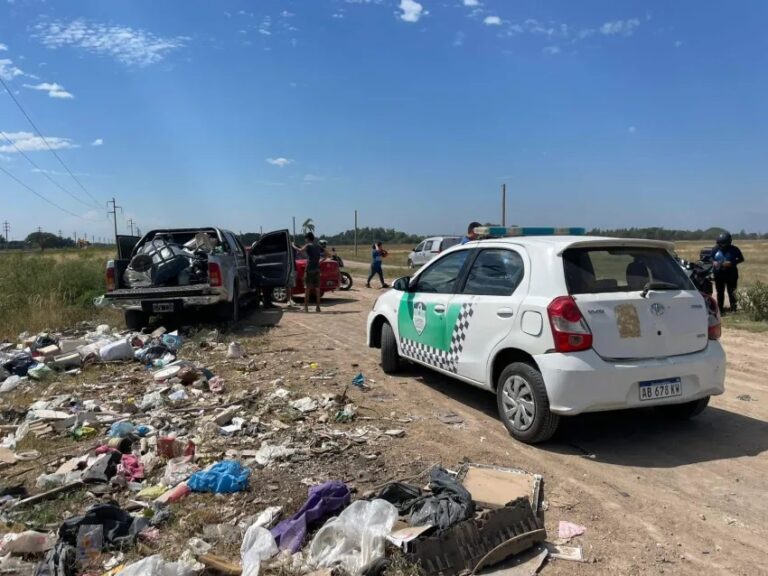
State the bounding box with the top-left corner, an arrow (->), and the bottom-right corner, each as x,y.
0,248 -> 120,340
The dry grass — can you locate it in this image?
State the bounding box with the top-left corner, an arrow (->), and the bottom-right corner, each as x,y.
674,240 -> 768,286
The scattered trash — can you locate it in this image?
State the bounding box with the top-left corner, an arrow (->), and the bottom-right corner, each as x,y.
188,460 -> 250,493
241,525 -> 278,576
384,429 -> 406,438
290,397 -> 319,413
208,376 -> 225,393
309,499 -> 398,574
254,443 -> 296,466
458,463 -> 543,515
557,521 -> 586,541
227,341 -> 245,359
737,394 -> 754,401
117,554 -> 198,576
0,531 -> 55,555
545,542 -> 584,562
271,481 -> 351,553
437,411 -> 465,426
352,373 -> 367,389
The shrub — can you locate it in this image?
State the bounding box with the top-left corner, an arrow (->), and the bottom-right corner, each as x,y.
738,281 -> 768,321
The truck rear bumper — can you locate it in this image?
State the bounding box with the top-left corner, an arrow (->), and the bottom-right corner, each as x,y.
104,295 -> 223,311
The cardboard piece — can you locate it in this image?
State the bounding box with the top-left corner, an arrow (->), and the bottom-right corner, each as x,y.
459,463 -> 542,515
545,543 -> 584,562
387,525 -> 434,548
478,545 -> 548,576
407,498 -> 546,576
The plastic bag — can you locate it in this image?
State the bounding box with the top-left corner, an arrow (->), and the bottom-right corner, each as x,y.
0,375 -> 23,393
187,460 -> 250,493
99,339 -> 134,362
308,499 -> 398,575
163,458 -> 199,487
241,525 -> 278,576
117,554 -> 198,576
0,530 -> 55,555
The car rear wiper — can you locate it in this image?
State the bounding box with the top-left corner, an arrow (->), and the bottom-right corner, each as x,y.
641,281 -> 680,298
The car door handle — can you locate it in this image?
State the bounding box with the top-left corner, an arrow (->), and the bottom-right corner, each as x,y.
497,308 -> 514,318
434,304 -> 446,314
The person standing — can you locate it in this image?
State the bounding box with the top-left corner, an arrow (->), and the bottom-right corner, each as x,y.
711,231 -> 744,313
295,232 -> 322,312
366,242 -> 389,288
460,222 -> 482,245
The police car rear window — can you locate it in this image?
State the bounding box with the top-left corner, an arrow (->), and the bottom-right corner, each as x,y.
563,247 -> 692,294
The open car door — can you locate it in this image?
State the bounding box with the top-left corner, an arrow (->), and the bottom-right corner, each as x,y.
250,229 -> 295,288
116,235 -> 141,260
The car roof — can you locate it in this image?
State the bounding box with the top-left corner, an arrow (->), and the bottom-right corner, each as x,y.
460,235 -> 675,253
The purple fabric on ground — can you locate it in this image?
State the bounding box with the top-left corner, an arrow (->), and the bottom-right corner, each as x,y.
270,480 -> 350,553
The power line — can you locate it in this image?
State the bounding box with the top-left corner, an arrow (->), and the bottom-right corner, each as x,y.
0,130 -> 101,210
0,76 -> 101,206
107,197 -> 123,242
0,164 -> 97,221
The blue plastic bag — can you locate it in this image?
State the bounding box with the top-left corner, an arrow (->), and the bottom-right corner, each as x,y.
188,460 -> 250,493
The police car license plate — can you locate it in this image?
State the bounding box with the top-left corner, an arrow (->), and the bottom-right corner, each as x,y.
638,377 -> 682,401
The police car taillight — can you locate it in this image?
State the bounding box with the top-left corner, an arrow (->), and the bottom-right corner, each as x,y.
547,296 -> 593,353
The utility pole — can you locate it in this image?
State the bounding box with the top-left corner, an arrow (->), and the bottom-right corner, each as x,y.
2,221 -> 10,246
354,209 -> 358,256
501,184 -> 507,227
37,226 -> 42,234
127,218 -> 135,236
136,227 -> 141,237
57,229 -> 62,238
106,198 -> 123,245
292,216 -> 296,240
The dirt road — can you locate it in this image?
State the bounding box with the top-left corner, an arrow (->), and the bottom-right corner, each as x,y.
261,278 -> 768,576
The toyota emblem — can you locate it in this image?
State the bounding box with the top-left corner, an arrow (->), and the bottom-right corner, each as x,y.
650,302 -> 665,316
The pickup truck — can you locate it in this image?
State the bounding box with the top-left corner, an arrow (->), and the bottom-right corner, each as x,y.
103,227 -> 293,329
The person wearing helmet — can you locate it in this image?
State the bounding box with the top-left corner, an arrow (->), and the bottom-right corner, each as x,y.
318,239 -> 328,259
711,232 -> 744,313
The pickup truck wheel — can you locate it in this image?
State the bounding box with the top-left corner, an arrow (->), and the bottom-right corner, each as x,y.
340,272 -> 353,291
381,322 -> 400,374
218,284 -> 240,323
272,287 -> 289,303
124,310 -> 148,331
497,363 -> 559,444
658,396 -> 710,419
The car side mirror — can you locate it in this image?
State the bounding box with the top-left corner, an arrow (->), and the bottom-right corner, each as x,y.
393,276 -> 411,292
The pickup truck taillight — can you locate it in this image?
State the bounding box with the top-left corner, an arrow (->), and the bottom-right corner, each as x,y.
703,293 -> 721,340
208,262 -> 222,287
547,296 -> 593,353
105,265 -> 116,292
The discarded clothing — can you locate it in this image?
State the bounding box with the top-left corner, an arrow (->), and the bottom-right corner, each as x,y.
187,460 -> 250,493
3,353 -> 35,377
377,467 -> 474,530
81,452 -> 121,484
271,480 -> 351,553
58,504 -> 147,551
120,454 -> 145,482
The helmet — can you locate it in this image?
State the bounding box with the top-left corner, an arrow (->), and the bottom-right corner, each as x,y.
716,232 -> 732,247
319,239 -> 327,247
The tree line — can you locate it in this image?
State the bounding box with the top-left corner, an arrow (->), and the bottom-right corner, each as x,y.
587,227 -> 768,241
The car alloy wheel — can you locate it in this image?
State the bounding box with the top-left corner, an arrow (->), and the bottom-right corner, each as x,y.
500,375 -> 536,432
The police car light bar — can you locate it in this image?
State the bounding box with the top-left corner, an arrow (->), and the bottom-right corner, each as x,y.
474,226 -> 586,237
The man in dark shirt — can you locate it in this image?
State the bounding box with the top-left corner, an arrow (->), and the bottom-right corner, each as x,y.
296,232 -> 322,313
460,221 -> 482,245
711,232 -> 745,313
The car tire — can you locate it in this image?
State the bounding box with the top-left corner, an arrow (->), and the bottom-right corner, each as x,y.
496,362 -> 560,444
407,259 -> 414,269
124,310 -> 148,331
381,322 -> 400,374
659,396 -> 710,419
272,287 -> 289,303
340,272 -> 353,291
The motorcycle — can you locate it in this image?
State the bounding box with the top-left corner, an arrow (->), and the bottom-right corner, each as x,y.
679,258 -> 714,295
329,250 -> 353,291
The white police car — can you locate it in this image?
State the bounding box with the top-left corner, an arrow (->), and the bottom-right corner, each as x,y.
367,227 -> 726,443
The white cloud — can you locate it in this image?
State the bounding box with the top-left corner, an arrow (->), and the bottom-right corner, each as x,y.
399,0 -> 425,23
600,19 -> 640,36
266,157 -> 293,168
303,174 -> 325,182
484,16 -> 501,26
0,58 -> 25,80
91,138 -> 103,146
23,82 -> 74,99
32,19 -> 187,67
0,131 -> 78,153
332,12 -> 345,19
453,31 -> 465,47
0,43 -> 8,51
463,0 -> 480,6
281,10 -> 295,17
543,45 -> 560,55
628,126 -> 636,134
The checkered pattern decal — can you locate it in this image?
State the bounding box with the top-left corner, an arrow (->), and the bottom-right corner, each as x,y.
401,302 -> 475,373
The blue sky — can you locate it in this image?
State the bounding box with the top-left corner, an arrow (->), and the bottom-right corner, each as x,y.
1,0 -> 767,241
